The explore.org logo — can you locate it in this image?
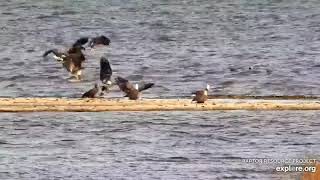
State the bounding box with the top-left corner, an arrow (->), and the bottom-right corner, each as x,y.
242,158 -> 318,173
276,165 -> 316,173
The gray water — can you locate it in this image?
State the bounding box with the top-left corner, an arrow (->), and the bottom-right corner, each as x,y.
1,0 -> 320,97
0,0 -> 320,179
0,112 -> 319,180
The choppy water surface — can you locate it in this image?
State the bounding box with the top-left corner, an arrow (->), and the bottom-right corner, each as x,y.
0,0 -> 320,180
0,112 -> 319,180
1,0 -> 320,97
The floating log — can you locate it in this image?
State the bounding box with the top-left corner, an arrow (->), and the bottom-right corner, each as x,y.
0,98 -> 319,112
208,95 -> 319,100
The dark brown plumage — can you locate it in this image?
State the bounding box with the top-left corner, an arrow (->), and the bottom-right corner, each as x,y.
43,45 -> 86,80
43,36 -> 110,80
98,57 -> 114,95
72,37 -> 89,48
100,57 -> 112,84
89,35 -> 110,48
61,51 -> 85,80
115,76 -> 154,100
43,37 -> 87,57
192,84 -> 210,103
67,46 -> 85,54
70,36 -> 110,48
192,90 -> 208,103
82,84 -> 100,98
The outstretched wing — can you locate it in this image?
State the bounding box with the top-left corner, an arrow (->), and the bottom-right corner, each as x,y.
89,35 -> 110,48
115,76 -> 129,84
138,83 -> 154,92
100,57 -> 113,84
72,37 -> 89,48
115,76 -> 134,93
43,49 -> 66,62
43,49 -> 61,57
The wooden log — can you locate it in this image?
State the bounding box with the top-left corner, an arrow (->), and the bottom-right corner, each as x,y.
208,95 -> 319,100
0,98 -> 319,112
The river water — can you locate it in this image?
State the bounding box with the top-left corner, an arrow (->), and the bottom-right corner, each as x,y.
0,0 -> 319,179
1,111 -> 319,180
